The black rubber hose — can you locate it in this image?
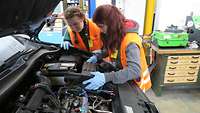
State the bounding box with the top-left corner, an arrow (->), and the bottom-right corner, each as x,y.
15,88 -> 46,113
16,71 -> 52,113
25,88 -> 46,113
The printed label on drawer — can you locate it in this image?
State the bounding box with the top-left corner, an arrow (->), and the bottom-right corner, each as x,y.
164,76 -> 197,83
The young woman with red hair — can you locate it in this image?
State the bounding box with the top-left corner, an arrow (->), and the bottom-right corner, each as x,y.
84,5 -> 151,92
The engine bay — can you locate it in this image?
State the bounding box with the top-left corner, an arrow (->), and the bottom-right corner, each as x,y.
2,48 -> 119,113
15,73 -> 115,113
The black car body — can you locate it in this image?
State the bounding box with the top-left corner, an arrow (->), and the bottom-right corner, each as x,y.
0,0 -> 159,113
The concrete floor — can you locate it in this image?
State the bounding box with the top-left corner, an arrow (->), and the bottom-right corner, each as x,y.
145,88 -> 200,113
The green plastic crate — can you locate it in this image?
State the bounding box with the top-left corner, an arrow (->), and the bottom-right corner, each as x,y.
152,31 -> 189,47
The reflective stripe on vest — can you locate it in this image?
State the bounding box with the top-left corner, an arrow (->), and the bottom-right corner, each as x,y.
120,33 -> 152,92
67,19 -> 102,52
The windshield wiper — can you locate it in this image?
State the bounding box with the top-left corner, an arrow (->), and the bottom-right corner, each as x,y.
0,49 -> 34,72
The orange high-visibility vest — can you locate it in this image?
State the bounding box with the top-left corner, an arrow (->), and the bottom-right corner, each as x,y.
67,19 -> 102,52
120,33 -> 151,92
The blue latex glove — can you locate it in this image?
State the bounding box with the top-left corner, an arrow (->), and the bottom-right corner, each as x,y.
60,41 -> 72,50
86,55 -> 97,63
83,72 -> 105,90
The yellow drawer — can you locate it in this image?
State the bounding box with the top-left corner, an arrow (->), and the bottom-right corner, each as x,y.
164,70 -> 198,77
168,55 -> 200,60
166,65 -> 199,71
190,55 -> 200,60
167,59 -> 199,65
164,76 -> 198,83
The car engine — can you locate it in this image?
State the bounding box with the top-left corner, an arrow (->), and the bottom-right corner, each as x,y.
6,50 -> 117,113
15,74 -> 115,113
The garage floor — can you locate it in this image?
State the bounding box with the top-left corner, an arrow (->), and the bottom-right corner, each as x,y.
146,88 -> 200,113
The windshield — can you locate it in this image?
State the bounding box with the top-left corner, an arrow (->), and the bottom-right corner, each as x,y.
0,36 -> 25,66
38,1 -> 64,44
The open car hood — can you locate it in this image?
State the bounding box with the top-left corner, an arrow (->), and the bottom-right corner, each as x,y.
0,34 -> 159,113
0,0 -> 60,36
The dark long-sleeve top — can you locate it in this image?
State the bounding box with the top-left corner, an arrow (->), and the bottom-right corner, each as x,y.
104,43 -> 141,84
63,20 -> 90,50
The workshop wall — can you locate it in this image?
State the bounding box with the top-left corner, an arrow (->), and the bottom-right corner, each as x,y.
96,0 -> 146,35
123,0 -> 146,35
154,0 -> 200,31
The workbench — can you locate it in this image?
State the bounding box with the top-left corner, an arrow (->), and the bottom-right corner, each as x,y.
150,44 -> 200,96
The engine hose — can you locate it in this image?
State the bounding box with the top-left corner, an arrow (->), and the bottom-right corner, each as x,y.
15,73 -> 55,113
26,88 -> 46,113
36,71 -> 58,99
15,88 -> 46,113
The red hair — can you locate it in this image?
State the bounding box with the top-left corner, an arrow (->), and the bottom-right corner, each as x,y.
92,5 -> 126,51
